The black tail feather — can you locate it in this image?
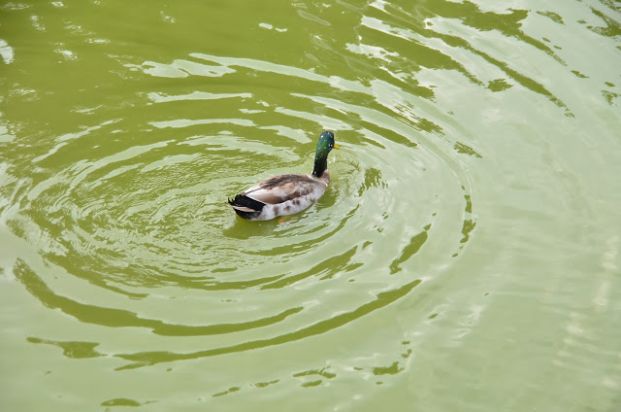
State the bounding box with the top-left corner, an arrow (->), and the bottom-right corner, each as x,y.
228,194 -> 265,219
228,194 -> 265,211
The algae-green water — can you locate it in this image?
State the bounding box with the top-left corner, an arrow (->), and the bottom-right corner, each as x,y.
1,1 -> 620,411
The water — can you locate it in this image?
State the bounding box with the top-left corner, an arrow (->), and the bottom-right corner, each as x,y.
1,1 -> 620,410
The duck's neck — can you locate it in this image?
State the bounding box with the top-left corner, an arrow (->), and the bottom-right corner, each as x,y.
312,157 -> 328,177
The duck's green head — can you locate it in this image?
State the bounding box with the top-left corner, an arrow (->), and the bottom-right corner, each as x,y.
315,130 -> 335,158
312,130 -> 335,177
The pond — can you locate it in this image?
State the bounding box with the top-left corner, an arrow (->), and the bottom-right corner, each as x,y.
1,0 -> 620,411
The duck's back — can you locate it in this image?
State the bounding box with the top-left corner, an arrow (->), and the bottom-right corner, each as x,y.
244,173 -> 328,205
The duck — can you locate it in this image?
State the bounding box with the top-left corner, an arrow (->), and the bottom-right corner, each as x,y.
228,130 -> 336,220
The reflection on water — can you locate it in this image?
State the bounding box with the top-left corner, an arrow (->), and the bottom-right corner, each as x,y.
1,0 -> 620,411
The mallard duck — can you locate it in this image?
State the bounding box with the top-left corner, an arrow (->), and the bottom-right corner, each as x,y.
228,130 -> 336,220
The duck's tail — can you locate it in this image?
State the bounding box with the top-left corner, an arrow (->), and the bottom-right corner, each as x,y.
227,194 -> 265,219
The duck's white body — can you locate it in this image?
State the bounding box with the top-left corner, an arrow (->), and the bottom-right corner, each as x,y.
229,171 -> 330,220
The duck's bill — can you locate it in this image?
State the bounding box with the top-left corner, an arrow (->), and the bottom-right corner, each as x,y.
333,143 -> 340,149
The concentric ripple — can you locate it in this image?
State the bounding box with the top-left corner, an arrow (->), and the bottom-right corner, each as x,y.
2,49 -> 477,370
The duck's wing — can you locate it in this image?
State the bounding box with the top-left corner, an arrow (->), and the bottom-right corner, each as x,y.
243,174 -> 323,204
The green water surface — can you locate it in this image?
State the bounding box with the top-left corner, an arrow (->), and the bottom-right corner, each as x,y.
1,0 -> 620,411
